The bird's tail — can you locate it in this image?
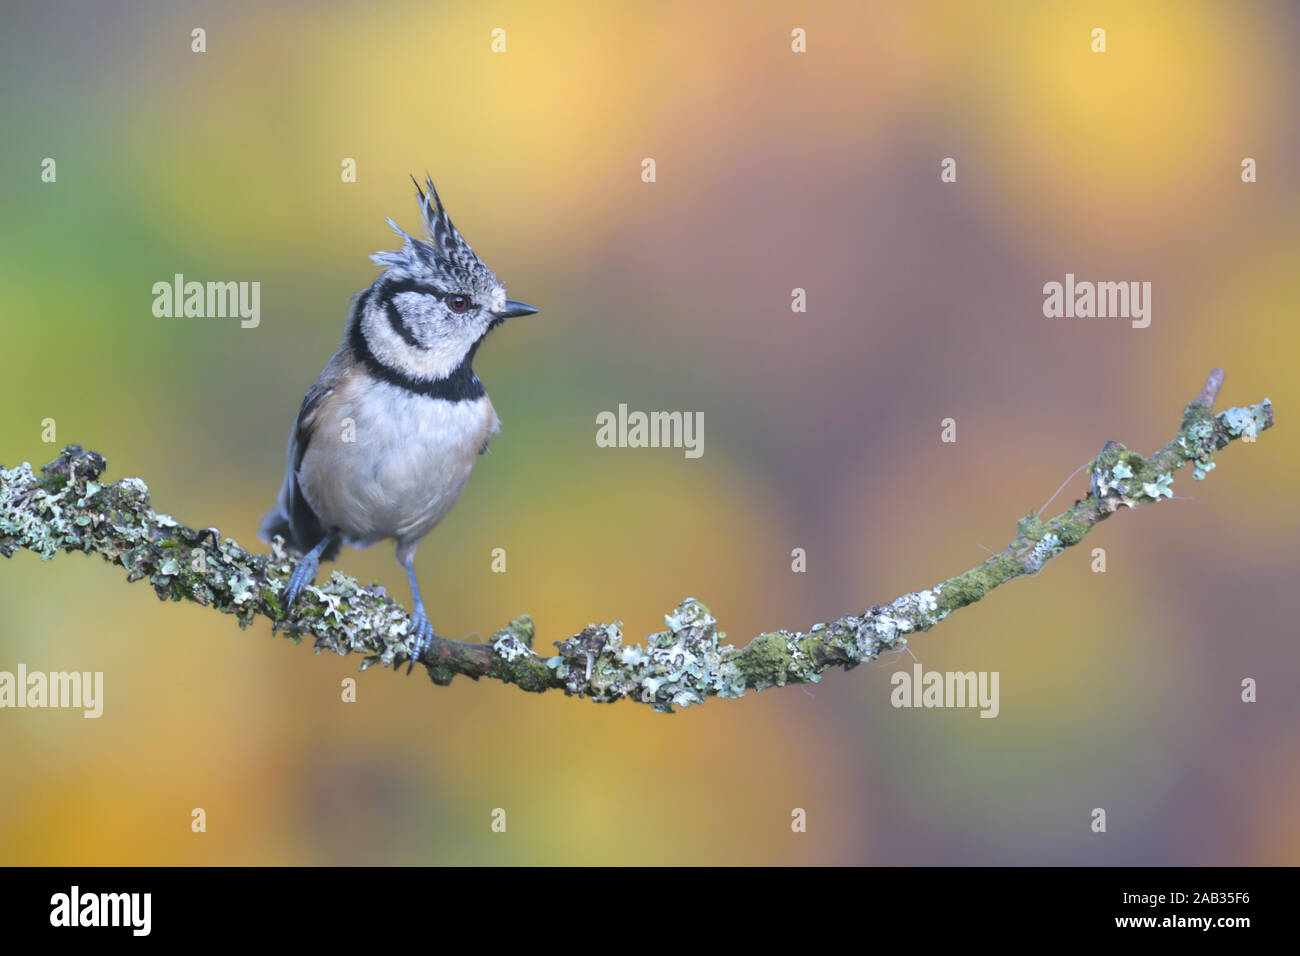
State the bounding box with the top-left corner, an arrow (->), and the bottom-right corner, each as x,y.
259,503 -> 341,561
259,506 -> 293,547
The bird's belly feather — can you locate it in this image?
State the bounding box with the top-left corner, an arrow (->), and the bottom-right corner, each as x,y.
298,378 -> 499,547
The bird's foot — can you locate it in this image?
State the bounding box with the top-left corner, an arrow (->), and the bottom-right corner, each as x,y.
406,607 -> 437,675
275,553 -> 320,630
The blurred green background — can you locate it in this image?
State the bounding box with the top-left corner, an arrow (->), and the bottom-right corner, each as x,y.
1,0 -> 1296,865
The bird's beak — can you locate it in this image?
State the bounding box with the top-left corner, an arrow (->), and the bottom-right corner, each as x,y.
496,299 -> 539,319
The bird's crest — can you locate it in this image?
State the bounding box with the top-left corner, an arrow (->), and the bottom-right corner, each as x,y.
370,175 -> 502,297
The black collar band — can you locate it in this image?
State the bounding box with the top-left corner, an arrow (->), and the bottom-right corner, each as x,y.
349,297 -> 486,402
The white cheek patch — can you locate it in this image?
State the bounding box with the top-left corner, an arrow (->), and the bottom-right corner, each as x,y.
392,290 -> 433,318
363,305 -> 468,380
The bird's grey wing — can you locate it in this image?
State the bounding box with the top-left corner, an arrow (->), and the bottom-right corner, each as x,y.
261,351 -> 351,557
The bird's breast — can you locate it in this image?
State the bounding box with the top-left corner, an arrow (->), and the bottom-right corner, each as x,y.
298,373 -> 500,546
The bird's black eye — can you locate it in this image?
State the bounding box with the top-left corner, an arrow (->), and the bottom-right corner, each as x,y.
446,294 -> 471,313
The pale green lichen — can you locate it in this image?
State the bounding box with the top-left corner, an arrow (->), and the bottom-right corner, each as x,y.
896,587 -> 946,626
1025,532 -> 1063,572
1094,455 -> 1148,511
229,572 -> 256,606
1090,450 -> 1147,508
1180,418 -> 1218,480
0,462 -> 78,559
1175,398 -> 1271,481
1143,473 -> 1174,500
307,586 -> 346,624
493,630 -> 535,663
545,599 -> 752,711
1219,400 -> 1271,438
865,587 -> 949,646
665,598 -> 716,632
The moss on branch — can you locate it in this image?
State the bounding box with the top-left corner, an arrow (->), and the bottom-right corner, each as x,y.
0,369 -> 1274,712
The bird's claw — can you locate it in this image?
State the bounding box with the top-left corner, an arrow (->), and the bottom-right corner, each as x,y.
277,553 -> 320,629
406,609 -> 436,675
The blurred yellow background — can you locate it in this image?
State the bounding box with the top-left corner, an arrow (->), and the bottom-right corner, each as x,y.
1,0 -> 1296,864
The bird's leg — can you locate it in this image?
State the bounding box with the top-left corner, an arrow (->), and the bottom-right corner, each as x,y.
403,556 -> 436,674
279,530 -> 338,621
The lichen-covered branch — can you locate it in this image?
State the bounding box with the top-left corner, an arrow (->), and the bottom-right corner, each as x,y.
0,369 -> 1274,712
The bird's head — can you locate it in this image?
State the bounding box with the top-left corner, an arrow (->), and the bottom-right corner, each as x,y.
358,176 -> 537,383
